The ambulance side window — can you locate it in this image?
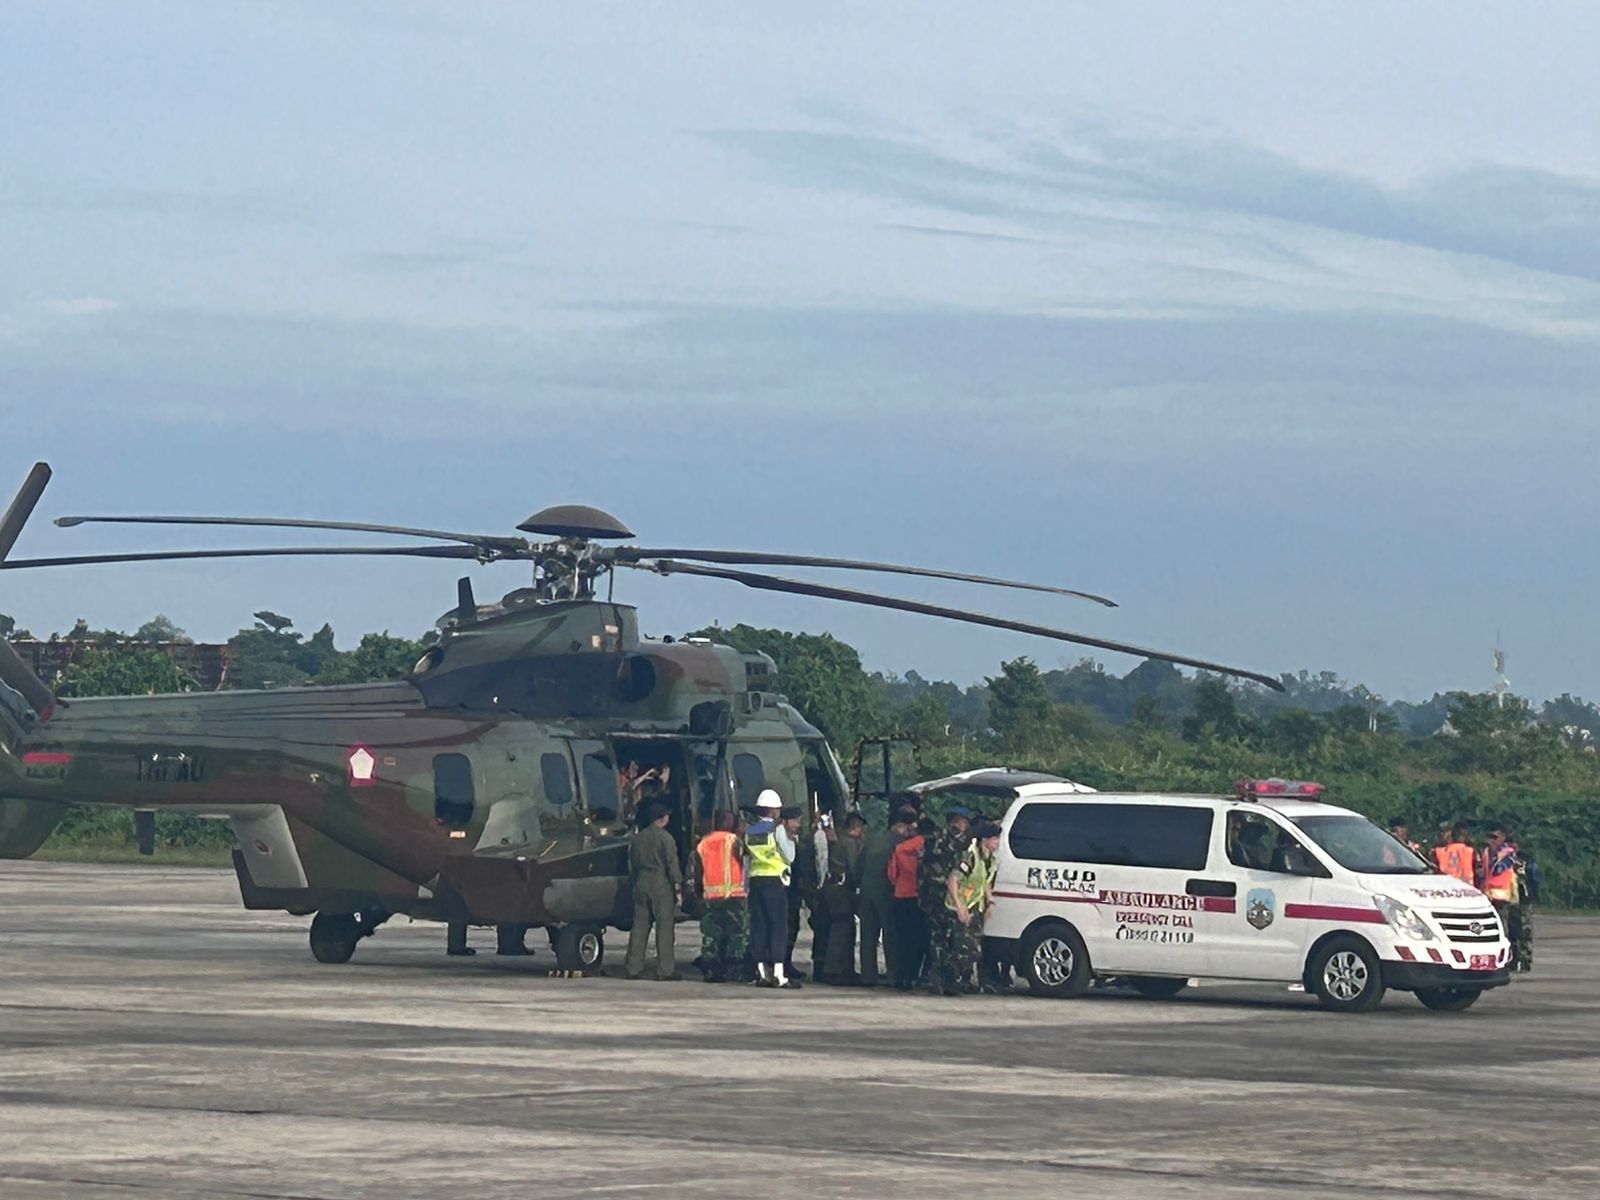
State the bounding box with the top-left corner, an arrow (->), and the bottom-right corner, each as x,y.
1226,811 -> 1325,877
1008,802 -> 1211,871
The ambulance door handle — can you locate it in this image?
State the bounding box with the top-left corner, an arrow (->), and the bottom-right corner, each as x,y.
1186,879 -> 1236,898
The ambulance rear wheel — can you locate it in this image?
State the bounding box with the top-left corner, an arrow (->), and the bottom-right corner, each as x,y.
309,912 -> 361,964
1019,921 -> 1091,999
1129,977 -> 1188,1000
554,924 -> 605,973
1415,986 -> 1482,1012
1309,936 -> 1386,1012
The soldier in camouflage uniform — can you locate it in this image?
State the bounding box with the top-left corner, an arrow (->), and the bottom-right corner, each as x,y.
693,811 -> 750,982
918,806 -> 971,992
940,820 -> 1003,995
1513,852 -> 1537,973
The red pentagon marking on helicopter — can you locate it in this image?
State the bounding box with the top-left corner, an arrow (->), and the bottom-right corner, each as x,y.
346,745 -> 377,789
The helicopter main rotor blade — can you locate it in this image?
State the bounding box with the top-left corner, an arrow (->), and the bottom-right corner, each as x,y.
0,462 -> 58,719
0,462 -> 52,561
613,547 -> 1116,607
0,544 -> 483,570
637,558 -> 1284,691
53,514 -> 525,552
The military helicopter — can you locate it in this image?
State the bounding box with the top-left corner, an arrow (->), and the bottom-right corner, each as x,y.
0,463 -> 1282,972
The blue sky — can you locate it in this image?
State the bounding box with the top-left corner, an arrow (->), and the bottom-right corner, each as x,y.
4,2 -> 1598,702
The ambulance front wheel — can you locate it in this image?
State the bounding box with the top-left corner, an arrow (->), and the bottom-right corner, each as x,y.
1018,921 -> 1092,999
1308,936 -> 1386,1012
1414,986 -> 1482,1012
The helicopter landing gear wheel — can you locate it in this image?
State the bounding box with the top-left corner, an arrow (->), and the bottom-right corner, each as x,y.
309,912 -> 361,964
552,923 -> 605,975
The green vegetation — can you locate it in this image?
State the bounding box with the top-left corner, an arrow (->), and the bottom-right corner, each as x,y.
11,612 -> 1600,905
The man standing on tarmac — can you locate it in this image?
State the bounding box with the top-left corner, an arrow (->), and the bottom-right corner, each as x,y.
919,806 -> 971,992
821,812 -> 867,984
625,803 -> 684,981
942,820 -> 1003,996
1480,825 -> 1534,973
745,790 -> 801,989
694,810 -> 748,983
889,813 -> 935,990
858,807 -> 909,986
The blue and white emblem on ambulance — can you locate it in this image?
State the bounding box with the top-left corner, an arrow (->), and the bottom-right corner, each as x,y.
1245,888 -> 1276,930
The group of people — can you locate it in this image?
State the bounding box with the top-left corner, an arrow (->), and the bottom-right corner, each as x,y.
1390,817 -> 1537,972
624,788 -> 1006,994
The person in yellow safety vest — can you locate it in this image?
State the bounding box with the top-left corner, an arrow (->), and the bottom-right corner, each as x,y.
936,820 -> 1002,996
694,811 -> 748,983
744,789 -> 800,989
1432,824 -> 1477,887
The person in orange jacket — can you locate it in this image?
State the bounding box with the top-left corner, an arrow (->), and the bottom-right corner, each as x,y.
888,812 -> 935,991
694,810 -> 748,983
1432,823 -> 1477,886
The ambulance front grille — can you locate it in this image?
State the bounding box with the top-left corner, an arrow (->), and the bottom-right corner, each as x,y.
1431,909 -> 1502,943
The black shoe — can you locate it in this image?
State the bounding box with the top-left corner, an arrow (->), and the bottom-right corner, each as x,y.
447,947 -> 476,957
777,978 -> 803,990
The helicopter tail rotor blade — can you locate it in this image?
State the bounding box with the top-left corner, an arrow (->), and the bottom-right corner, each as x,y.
0,544 -> 484,570
637,558 -> 1284,691
0,463 -> 58,722
612,547 -> 1116,607
53,514 -> 525,553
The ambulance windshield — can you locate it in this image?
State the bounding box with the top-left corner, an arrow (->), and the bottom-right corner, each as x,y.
1292,814 -> 1432,875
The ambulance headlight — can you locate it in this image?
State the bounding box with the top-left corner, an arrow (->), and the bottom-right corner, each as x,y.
1375,895 -> 1434,942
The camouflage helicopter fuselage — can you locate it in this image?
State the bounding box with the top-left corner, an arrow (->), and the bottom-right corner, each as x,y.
1,600 -> 848,941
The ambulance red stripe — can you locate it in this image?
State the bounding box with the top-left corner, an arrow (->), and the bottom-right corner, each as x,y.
1283,902 -> 1385,924
22,752 -> 72,766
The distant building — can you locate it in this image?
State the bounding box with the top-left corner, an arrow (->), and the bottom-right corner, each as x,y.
8,639 -> 230,691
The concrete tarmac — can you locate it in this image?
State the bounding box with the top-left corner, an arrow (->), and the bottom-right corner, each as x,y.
0,861 -> 1594,1199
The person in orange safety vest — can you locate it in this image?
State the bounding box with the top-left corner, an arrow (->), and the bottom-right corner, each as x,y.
694,811 -> 749,983
1432,824 -> 1477,886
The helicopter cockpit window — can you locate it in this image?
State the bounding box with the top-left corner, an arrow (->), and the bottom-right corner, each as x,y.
731,753 -> 765,809
581,752 -> 619,821
433,753 -> 475,828
539,752 -> 576,817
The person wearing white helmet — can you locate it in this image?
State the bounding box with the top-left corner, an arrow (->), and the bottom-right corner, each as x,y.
744,789 -> 800,989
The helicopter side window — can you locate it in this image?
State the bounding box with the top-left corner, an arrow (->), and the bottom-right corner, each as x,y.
581,752 -> 620,823
433,753 -> 475,828
731,753 -> 765,809
540,753 -> 576,817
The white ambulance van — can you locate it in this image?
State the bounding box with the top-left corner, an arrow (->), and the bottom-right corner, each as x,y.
985,779 -> 1511,1012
